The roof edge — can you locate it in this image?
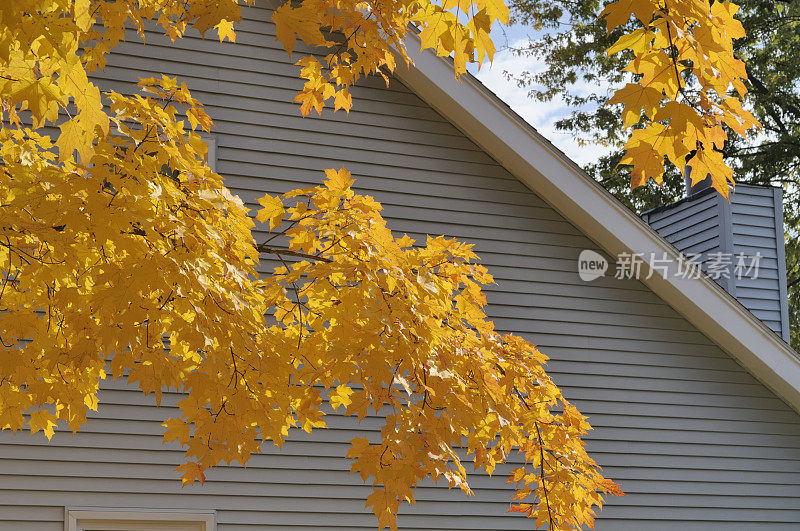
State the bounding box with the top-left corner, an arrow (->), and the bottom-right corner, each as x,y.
393,34 -> 800,412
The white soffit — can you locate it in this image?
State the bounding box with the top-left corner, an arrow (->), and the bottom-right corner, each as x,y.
393,34 -> 800,412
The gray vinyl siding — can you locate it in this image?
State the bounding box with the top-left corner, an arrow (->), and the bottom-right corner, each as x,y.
2,4 -> 800,529
643,191 -> 722,260
641,189 -> 733,296
730,186 -> 790,338
643,185 -> 790,341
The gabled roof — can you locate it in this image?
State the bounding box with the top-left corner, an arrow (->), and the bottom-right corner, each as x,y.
394,34 -> 800,412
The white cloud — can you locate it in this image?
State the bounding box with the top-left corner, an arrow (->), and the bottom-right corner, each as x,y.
469,36 -> 613,167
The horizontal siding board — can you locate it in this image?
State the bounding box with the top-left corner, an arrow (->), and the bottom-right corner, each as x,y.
482,306 -> 696,331
647,195 -> 718,227
207,118 -> 493,164
218,525 -> 800,530
732,191 -> 778,205
237,184 -> 558,222
736,297 -> 783,312
732,186 -> 777,199
655,216 -> 719,241
734,185 -> 775,197
8,453 -> 800,490
221,159 -> 526,194
481,317 -> 711,343
61,410 -> 798,440
736,284 -> 785,299
56,390 -> 800,429
34,394 -> 800,433
760,320 -> 783,331
664,230 -> 720,252
8,449 -> 800,489
733,265 -> 780,280
96,376 -> 795,410
736,274 -> 782,286
7,415 -> 800,455
12,474 -> 800,511
219,142 -> 513,181
729,213 -> 776,228
733,234 -> 780,249
484,291 -> 681,318
4,491 -> 800,525
87,386 -> 794,420
747,310 -> 783,322
0,524 -> 62,531
95,45 -> 444,119
731,203 -> 777,217
10,460 -> 800,495
97,70 -> 468,139
228,174 -> 538,209
648,207 -> 717,233
732,223 -> 777,239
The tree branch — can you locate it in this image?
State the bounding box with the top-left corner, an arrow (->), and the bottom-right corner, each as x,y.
257,244 -> 332,263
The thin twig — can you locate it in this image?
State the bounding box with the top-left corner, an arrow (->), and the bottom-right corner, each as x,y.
257,244 -> 332,263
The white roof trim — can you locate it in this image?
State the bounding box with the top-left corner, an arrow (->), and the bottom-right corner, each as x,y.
394,33 -> 800,411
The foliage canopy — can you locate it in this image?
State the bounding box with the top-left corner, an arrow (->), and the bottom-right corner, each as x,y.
0,0 -> 752,527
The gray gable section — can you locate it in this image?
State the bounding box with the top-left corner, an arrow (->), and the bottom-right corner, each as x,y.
642,184 -> 790,341
2,4 -> 800,530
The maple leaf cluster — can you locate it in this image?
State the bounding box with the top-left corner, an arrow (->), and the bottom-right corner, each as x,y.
252,170 -> 620,530
271,0 -> 509,115
601,0 -> 760,196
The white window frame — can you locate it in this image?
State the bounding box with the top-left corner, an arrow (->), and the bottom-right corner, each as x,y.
201,133 -> 217,173
65,508 -> 215,531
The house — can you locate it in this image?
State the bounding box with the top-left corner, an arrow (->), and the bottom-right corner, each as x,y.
3,3 -> 800,529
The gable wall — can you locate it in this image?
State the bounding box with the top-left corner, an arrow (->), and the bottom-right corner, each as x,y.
2,4 -> 800,530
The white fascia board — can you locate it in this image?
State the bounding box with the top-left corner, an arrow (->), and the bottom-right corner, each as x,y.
393,33 -> 800,411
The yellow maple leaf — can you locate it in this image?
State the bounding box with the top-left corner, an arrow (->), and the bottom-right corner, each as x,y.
607,83 -> 663,127
271,4 -> 327,56
256,194 -> 285,231
56,117 -> 86,162
480,0 -> 510,24
333,89 -> 352,113
469,10 -> 496,65
599,0 -> 658,31
607,28 -> 655,56
624,50 -> 684,99
176,462 -> 206,486
619,123 -> 670,186
688,148 -> 734,198
711,1 -> 745,40
324,167 -> 355,193
73,0 -> 93,31
329,384 -> 354,411
163,417 -> 192,446
215,19 -> 236,42
11,78 -> 62,127
29,410 -> 57,440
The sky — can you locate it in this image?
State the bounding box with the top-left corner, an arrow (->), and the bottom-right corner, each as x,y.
466,23 -> 613,167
